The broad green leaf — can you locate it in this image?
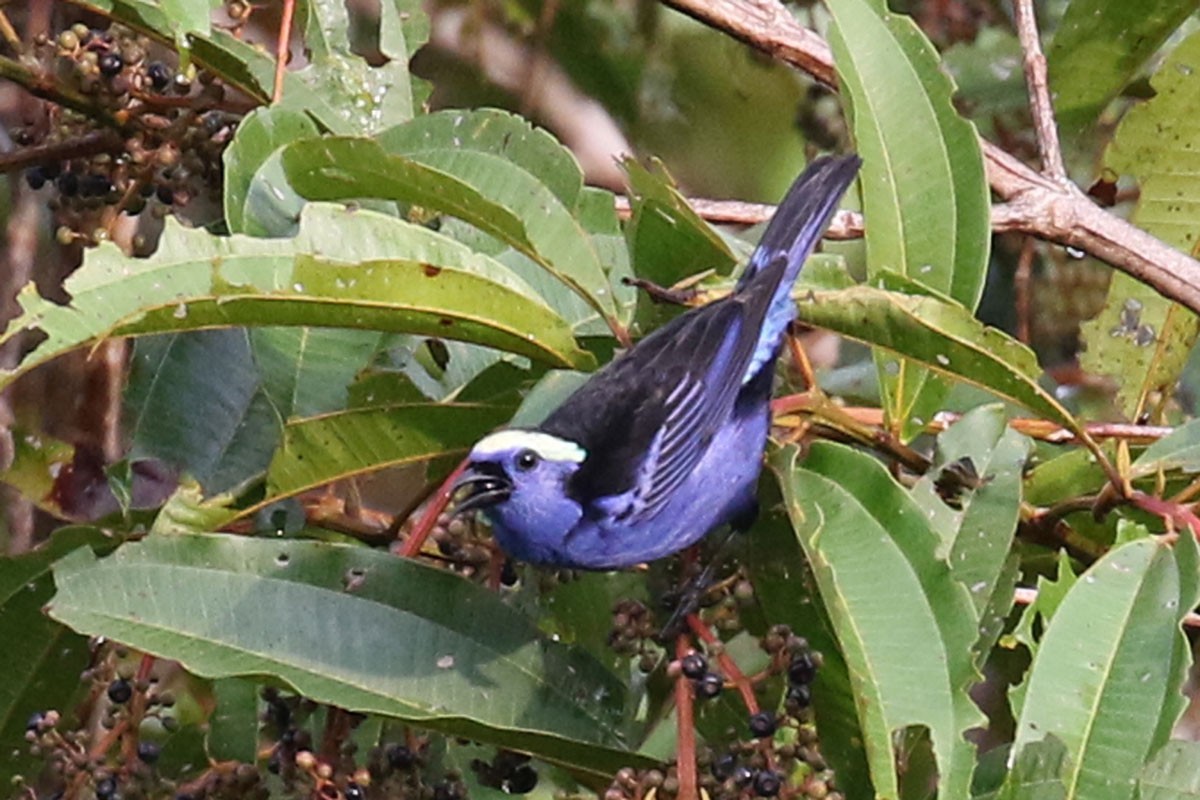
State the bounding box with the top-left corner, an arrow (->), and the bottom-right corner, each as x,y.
281,130 -> 620,328
0,204 -> 592,389
224,108 -> 320,234
288,0 -> 428,133
126,330 -> 279,494
769,443 -> 982,800
798,283 -> 1084,436
912,405 -> 1031,614
48,534 -> 640,777
125,327 -> 380,494
1011,531 -> 1200,800
1048,0 -> 1200,133
826,0 -> 990,440
1081,30 -> 1200,420
377,110 -> 585,210
206,677 -> 260,763
622,158 -> 737,287
150,481 -> 238,535
998,737 -> 1070,800
1138,740 -> 1200,799
0,528 -> 108,785
264,402 -> 513,505
157,0 -> 217,57
1132,418 -> 1200,477
745,499 -> 878,800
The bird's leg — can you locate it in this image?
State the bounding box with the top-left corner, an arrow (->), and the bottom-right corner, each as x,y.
656,527 -> 740,641
621,276 -> 699,306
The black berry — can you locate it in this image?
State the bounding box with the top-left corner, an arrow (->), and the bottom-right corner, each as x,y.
680,653 -> 708,680
748,710 -> 777,739
344,783 -> 365,800
711,753 -> 737,781
732,766 -> 755,788
107,678 -> 133,704
137,740 -> 161,763
504,765 -> 539,794
386,743 -> 415,769
56,172 -> 79,197
95,778 -> 117,800
81,174 -> 113,198
499,560 -> 519,587
25,168 -> 46,190
787,684 -> 812,709
155,185 -> 174,205
695,671 -> 724,699
146,61 -> 171,90
26,712 -> 44,732
753,770 -> 782,797
98,52 -> 124,77
432,782 -> 461,800
788,652 -> 817,686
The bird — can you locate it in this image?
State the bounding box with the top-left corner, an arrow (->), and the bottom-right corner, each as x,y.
452,155 -> 861,570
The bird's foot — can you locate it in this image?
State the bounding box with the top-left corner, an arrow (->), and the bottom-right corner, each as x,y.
656,564 -> 718,643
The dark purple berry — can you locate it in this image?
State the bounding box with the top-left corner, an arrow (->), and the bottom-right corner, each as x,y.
748,710 -> 777,739
753,770 -> 782,797
25,168 -> 46,190
267,751 -> 282,774
344,783 -> 365,800
499,560 -> 519,586
787,684 -> 812,709
81,174 -> 113,198
56,172 -> 79,196
146,61 -> 171,90
680,653 -> 708,680
504,765 -> 538,794
26,712 -> 44,732
137,740 -> 161,763
155,185 -> 174,205
732,766 -> 755,788
711,753 -> 737,781
695,671 -> 724,699
95,778 -> 117,800
98,52 -> 124,77
432,782 -> 460,800
386,743 -> 415,769
41,162 -> 61,180
788,652 -> 817,686
107,678 -> 133,704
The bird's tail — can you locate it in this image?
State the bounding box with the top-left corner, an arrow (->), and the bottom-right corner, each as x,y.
736,154 -> 860,383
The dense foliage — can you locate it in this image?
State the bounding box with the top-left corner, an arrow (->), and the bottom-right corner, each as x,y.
3,1 -> 1200,799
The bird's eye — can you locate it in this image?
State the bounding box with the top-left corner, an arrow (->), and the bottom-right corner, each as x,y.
515,449 -> 540,471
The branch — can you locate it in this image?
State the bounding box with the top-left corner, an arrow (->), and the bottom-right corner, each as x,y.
659,0 -> 1200,316
1011,0 -> 1066,183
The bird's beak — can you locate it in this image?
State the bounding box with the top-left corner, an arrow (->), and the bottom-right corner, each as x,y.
452,464 -> 512,514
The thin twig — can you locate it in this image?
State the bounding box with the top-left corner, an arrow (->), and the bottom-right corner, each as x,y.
658,0 -> 1200,316
0,7 -> 23,52
398,459 -> 468,558
674,635 -> 699,800
1011,0 -> 1067,183
274,0 -> 296,103
0,53 -> 121,128
1014,237 -> 1036,343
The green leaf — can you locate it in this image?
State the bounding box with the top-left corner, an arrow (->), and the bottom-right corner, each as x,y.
264,402 -> 512,507
1138,740 -> 1200,799
1080,29 -> 1200,420
288,0 -> 429,133
798,283 -> 1083,435
1048,0 -> 1200,133
158,0 -> 218,58
47,534 -> 641,777
998,737 -> 1070,800
769,442 -> 982,800
0,204 -> 593,390
1011,532 -> 1200,800
282,122 -> 620,328
224,108 -> 320,235
622,158 -> 736,286
206,677 -> 260,763
911,405 -> 1031,614
826,0 -> 990,440
1132,418 -> 1200,477
0,528 -> 108,785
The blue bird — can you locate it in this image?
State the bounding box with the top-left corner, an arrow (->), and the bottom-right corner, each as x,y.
453,155 -> 860,569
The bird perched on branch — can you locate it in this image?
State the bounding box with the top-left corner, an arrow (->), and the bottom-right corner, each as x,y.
453,155 -> 861,569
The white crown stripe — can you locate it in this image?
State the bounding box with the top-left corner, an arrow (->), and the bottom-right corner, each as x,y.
471,430 -> 587,463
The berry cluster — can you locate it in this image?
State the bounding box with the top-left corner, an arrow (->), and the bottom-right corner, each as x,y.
13,21 -> 238,245
608,599 -> 663,673
677,650 -> 726,700
18,648 -> 181,800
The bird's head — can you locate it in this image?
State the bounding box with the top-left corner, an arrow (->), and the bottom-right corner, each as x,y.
452,430 -> 587,563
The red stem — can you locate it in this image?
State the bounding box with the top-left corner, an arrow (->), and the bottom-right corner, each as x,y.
399,459 -> 468,558
674,635 -> 699,800
687,614 -> 759,714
